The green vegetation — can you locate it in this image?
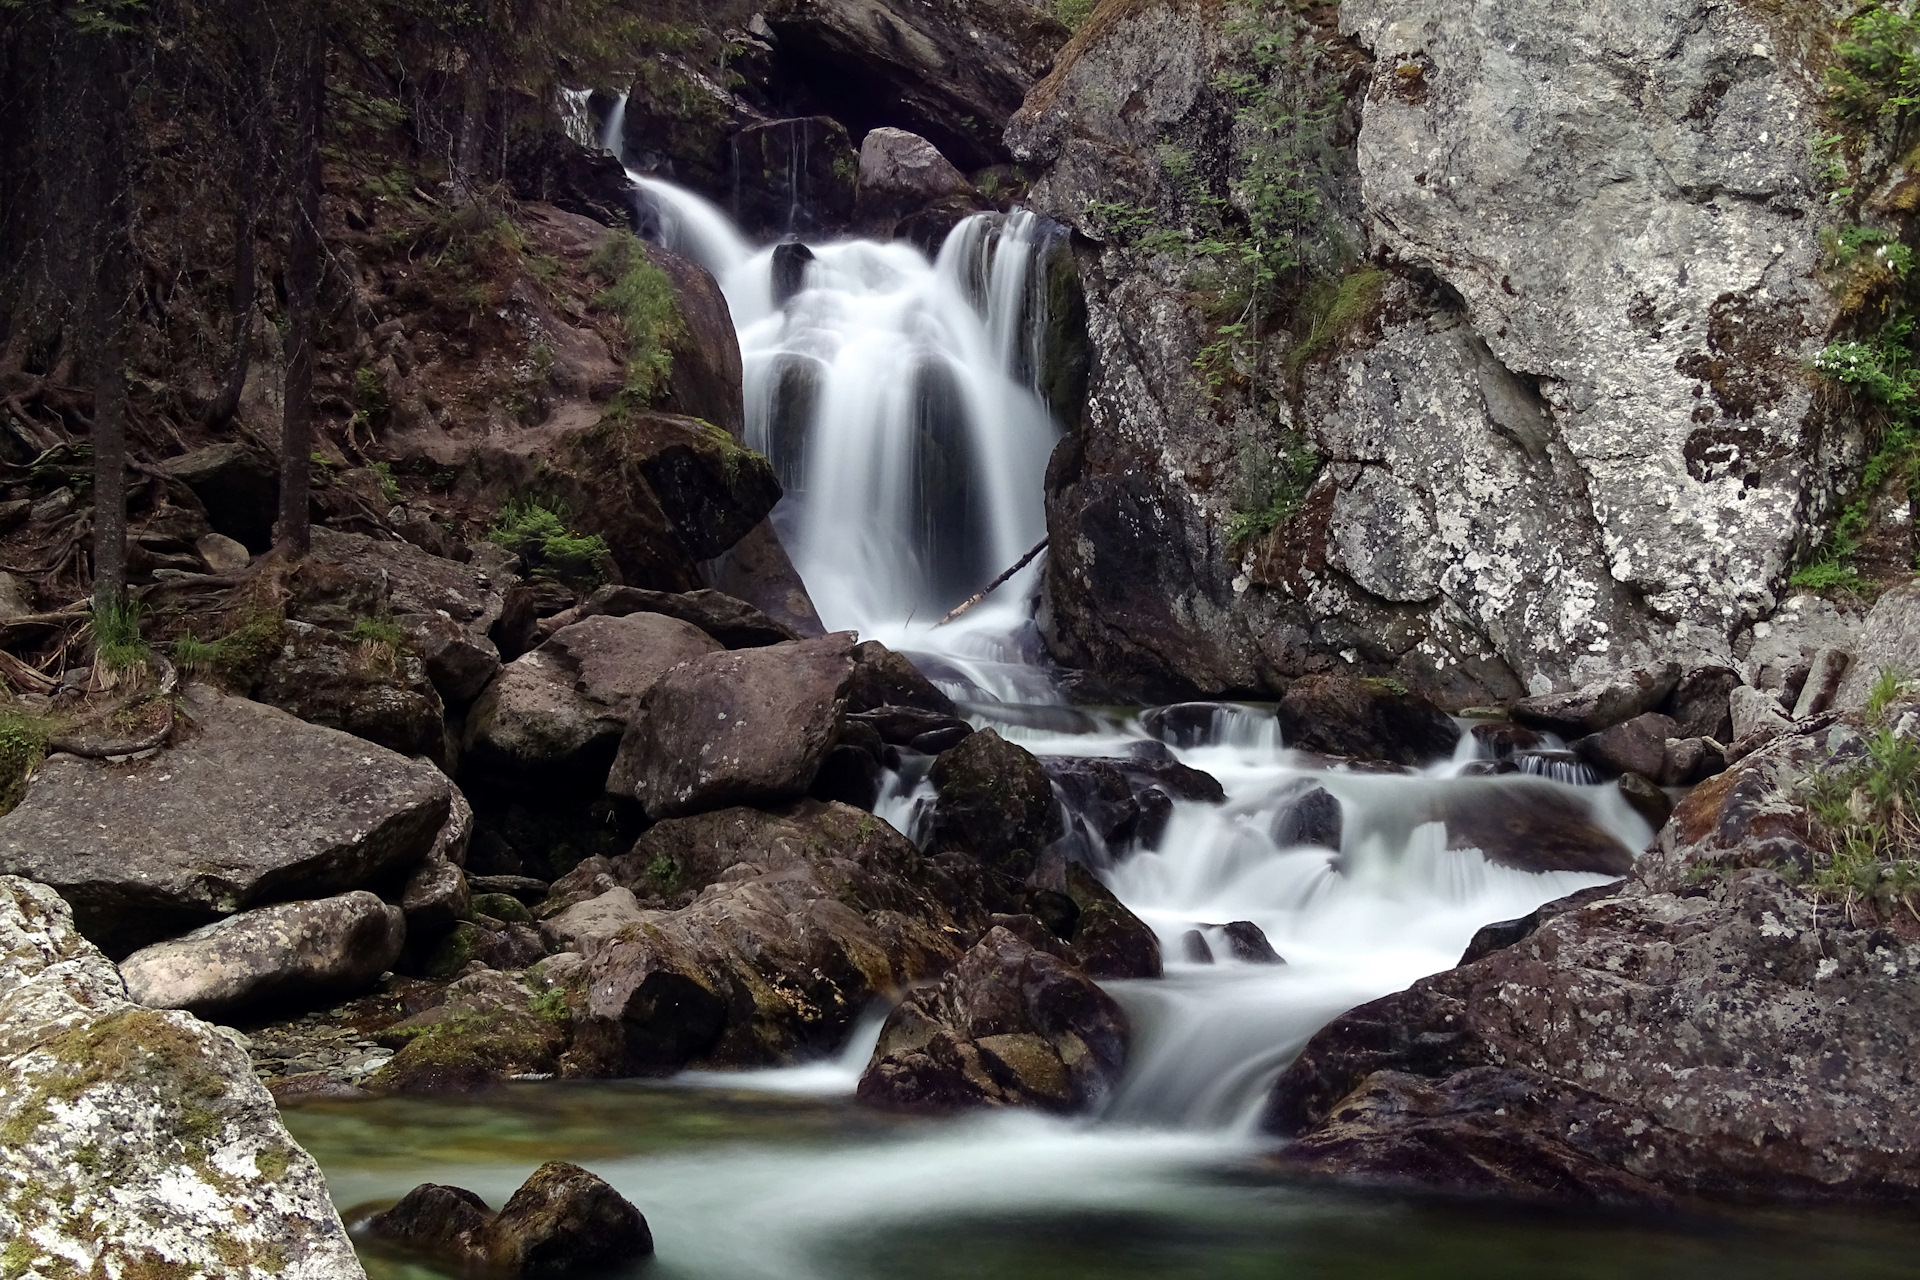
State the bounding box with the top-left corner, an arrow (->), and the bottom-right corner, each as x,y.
1827,5 -> 1920,136
347,617 -> 406,648
487,495 -> 611,588
0,708 -> 49,816
588,229 -> 684,404
1054,0 -> 1098,33
643,853 -> 683,895
1287,267 -> 1389,376
89,597 -> 148,673
370,460 -> 401,504
1800,668 -> 1919,920
1227,434 -> 1321,547
169,612 -> 285,693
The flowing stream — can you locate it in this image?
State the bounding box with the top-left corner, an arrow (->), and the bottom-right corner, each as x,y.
292,172 -> 1920,1277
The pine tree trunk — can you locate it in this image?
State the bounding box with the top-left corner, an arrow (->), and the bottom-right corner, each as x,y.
276,32 -> 323,558
89,31 -> 131,613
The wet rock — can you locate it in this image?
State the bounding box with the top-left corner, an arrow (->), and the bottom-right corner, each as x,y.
848,639 -> 957,714
1180,929 -> 1214,964
1469,721 -> 1544,758
1659,735 -> 1726,787
0,876 -> 364,1272
930,728 -> 1063,878
764,0 -> 1067,170
1219,920 -> 1283,964
1570,712 -> 1677,780
370,969 -> 568,1094
729,116 -> 859,239
1431,780 -> 1635,876
159,441 -> 278,550
1270,783 -> 1343,851
0,684 -> 451,955
1510,665 -> 1682,738
701,517 -> 829,639
1615,772 -> 1673,833
857,924 -> 1128,1113
575,801 -> 967,1074
849,704 -> 975,747
608,631 -> 857,818
365,1162 -> 651,1277
1140,702 -> 1243,748
771,241 -> 815,306
1276,674 -> 1461,767
559,583 -> 798,649
1833,576 -> 1920,712
1666,665 -> 1739,742
119,891 -> 406,1020
1062,863 -> 1161,980
1264,869 -> 1920,1206
256,619 -> 448,759
857,127 -> 979,232
1791,647 -> 1852,720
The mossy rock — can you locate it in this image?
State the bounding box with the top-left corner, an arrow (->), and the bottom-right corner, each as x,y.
471,892 -> 533,925
929,729 -> 1063,878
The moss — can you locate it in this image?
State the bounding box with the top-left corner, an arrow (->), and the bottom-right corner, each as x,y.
172,611 -> 286,695
254,1143 -> 290,1182
0,709 -> 49,817
471,892 -> 532,924
426,922 -> 485,980
367,1010 -> 559,1092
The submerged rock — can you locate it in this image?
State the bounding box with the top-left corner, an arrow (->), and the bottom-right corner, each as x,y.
364,1161 -> 652,1277
857,923 -> 1128,1114
1430,780 -> 1635,876
930,729 -> 1063,877
0,683 -> 451,955
0,876 -> 364,1276
1276,674 -> 1461,766
119,891 -> 405,1020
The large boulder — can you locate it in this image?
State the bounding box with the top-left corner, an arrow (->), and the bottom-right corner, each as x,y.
1276,674 -> 1461,766
856,127 -> 980,236
1430,780 -> 1636,876
856,922 -> 1129,1113
0,685 -> 452,955
764,0 -> 1069,169
1832,574 -> 1920,712
0,877 -> 365,1275
367,969 -> 570,1094
464,612 -> 721,789
607,631 -> 857,819
256,619 -> 448,759
546,583 -> 797,650
118,891 -> 406,1020
929,729 -> 1063,877
1510,666 -> 1684,738
564,801 -> 969,1074
701,518 -> 829,640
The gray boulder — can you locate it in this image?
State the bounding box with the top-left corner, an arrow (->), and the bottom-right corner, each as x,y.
1570,712 -> 1678,780
364,1162 -> 651,1278
1833,575 -> 1920,712
1511,666 -> 1682,738
256,618 -> 448,759
607,631 -> 857,818
857,127 -> 977,222
0,876 -> 365,1275
0,684 -> 451,955
119,891 -> 406,1019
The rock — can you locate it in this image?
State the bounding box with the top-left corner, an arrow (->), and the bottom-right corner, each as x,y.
1469,721 -> 1545,758
0,569 -> 31,621
849,705 -> 975,748
1062,862 -> 1161,980
1276,674 -> 1461,766
1667,665 -> 1739,742
1457,883 -> 1622,966
1270,783 -> 1343,851
1570,712 -> 1678,780
468,874 -> 552,903
1832,576 -> 1920,712
496,580 -> 579,662
1041,753 -> 1224,855
637,237 -> 749,435
765,0 -> 1068,169
1659,735 -> 1726,787
1430,780 -> 1635,876
574,801 -> 967,1074
857,127 -> 978,228
1219,920 -> 1283,964
848,639 -> 956,714
701,517 -> 829,639
1140,702 -> 1238,748
771,240 -> 814,306
364,1163 -> 651,1277
1727,684 -> 1792,760
930,728 -> 1063,877
402,856 -> 471,936
369,970 -> 568,1093
118,891 -> 406,1020
0,684 -> 451,955
473,892 -> 534,925
488,1161 -> 653,1277
565,583 -> 797,649
857,924 -> 1128,1113
1263,868 -> 1920,1206
423,920 -> 548,980
608,631 -> 857,818
574,409 -> 781,572
256,618 -> 449,759
195,531 -> 251,573
1180,929 -> 1214,964
1792,647 -> 1852,720
0,876 -> 364,1273
1510,666 -> 1683,738
726,116 -> 859,239
160,441 -> 278,550
1615,772 -> 1673,833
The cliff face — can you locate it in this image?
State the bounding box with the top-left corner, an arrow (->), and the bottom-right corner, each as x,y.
1014,0 -> 1862,704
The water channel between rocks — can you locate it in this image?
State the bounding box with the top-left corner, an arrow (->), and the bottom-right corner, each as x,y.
291,175 -> 1920,1279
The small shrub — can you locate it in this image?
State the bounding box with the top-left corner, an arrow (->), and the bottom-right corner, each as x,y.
1227,435 -> 1321,547
487,496 -> 611,588
0,708 -> 48,816
1800,666 -> 1919,920
370,460 -> 401,504
587,229 -> 684,404
90,597 -> 148,674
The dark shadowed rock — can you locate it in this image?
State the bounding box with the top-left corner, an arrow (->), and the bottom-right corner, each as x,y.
1140,702 -> 1244,748
771,241 -> 815,306
1666,665 -> 1738,741
488,1162 -> 653,1278
564,583 -> 799,649
1509,665 -> 1682,737
930,729 -> 1063,877
160,442 -> 278,551
256,619 -> 447,759
119,891 -> 405,1019
402,856 -> 471,938
702,518 -> 828,640
1469,721 -> 1545,758
849,705 -> 974,747
365,1183 -> 493,1259
1570,712 -> 1677,780
1219,920 -> 1283,964
0,684 -> 451,955
857,924 -> 1128,1113
1791,647 -> 1851,720
1431,781 -> 1635,876
1180,929 -> 1214,964
608,632 -> 857,818
1277,675 -> 1461,766
1616,772 -> 1673,832
1062,863 -> 1161,980
1270,783 -> 1342,851
848,640 -> 956,714
1660,735 -> 1726,787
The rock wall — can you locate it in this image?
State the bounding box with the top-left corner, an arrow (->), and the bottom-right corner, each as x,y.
1014,0 -> 1862,704
0,877 -> 364,1279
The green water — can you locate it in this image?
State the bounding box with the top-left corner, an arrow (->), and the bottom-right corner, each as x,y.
287,1082 -> 1920,1280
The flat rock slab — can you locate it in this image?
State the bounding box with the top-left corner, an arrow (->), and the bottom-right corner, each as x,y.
0,876 -> 365,1277
0,684 -> 450,955
120,891 -> 407,1020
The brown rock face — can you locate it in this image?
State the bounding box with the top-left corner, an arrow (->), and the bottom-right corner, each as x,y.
364,1162 -> 652,1278
1276,674 -> 1462,766
608,632 -> 857,818
856,923 -> 1129,1113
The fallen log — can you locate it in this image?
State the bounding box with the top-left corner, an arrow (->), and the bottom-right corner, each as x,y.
936,537 -> 1048,627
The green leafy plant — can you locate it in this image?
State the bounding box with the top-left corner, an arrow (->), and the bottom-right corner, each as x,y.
487,496 -> 611,588
1227,435 -> 1321,547
1800,667 -> 1919,921
587,229 -> 684,404
347,617 -> 407,648
90,597 -> 148,673
371,460 -> 401,504
1054,0 -> 1097,32
1827,5 -> 1920,136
